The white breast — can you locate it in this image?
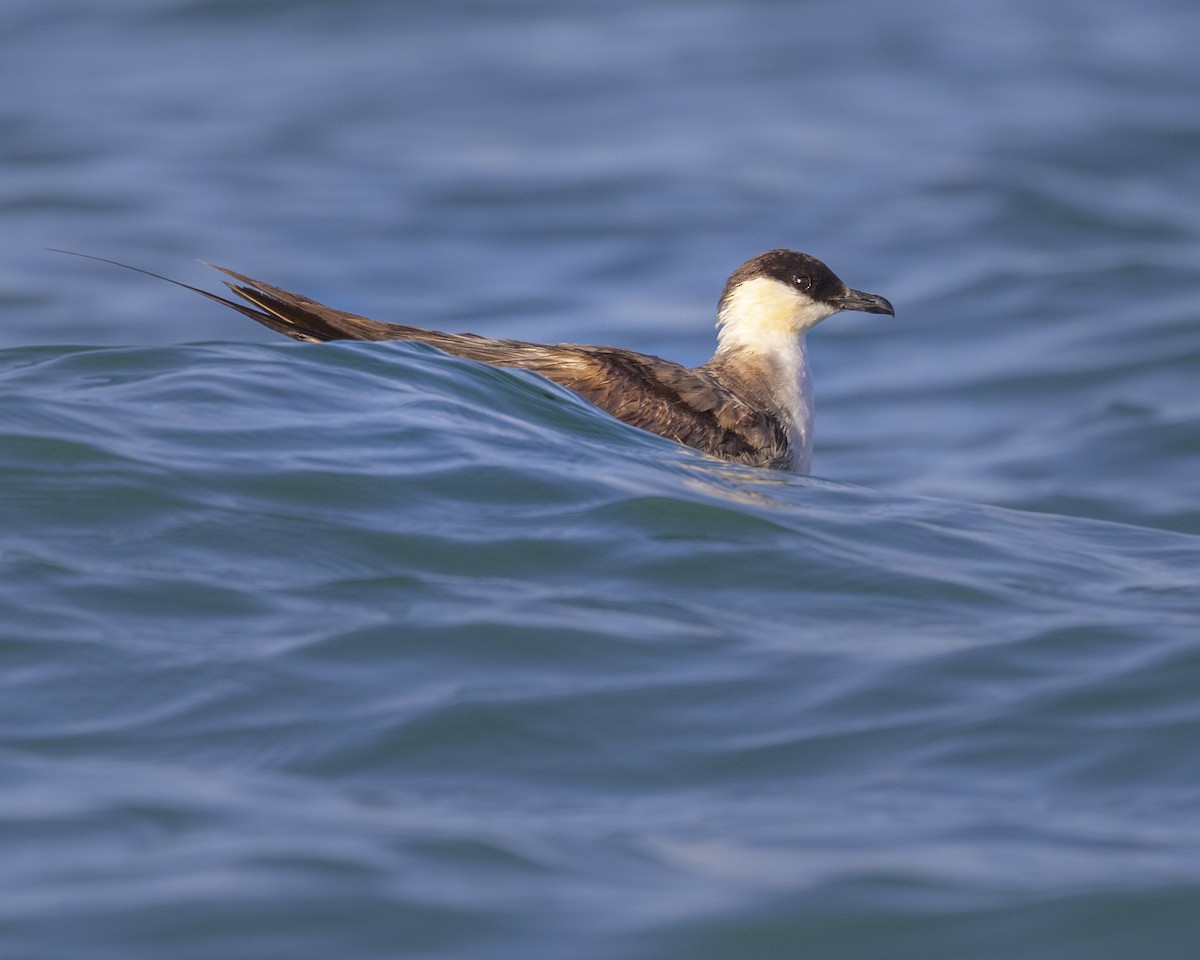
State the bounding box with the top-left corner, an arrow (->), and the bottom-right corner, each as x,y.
760,332 -> 814,473
714,277 -> 829,473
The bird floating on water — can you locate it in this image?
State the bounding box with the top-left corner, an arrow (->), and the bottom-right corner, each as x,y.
59,249 -> 894,473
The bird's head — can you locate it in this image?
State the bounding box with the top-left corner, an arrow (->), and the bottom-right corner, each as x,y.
716,249 -> 893,350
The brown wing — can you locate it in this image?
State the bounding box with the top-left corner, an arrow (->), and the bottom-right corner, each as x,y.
513,347 -> 791,469
208,265 -> 792,469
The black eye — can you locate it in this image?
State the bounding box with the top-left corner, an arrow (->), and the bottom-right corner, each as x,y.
793,275 -> 812,291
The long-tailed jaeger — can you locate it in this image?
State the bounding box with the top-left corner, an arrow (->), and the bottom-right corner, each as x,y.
62,249 -> 894,473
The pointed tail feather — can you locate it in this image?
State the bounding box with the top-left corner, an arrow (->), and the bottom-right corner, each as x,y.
48,249 -> 284,330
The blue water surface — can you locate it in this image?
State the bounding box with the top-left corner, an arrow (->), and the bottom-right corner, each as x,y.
2,1 -> 1199,958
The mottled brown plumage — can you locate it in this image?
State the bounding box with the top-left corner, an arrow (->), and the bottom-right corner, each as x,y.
208,265 -> 795,469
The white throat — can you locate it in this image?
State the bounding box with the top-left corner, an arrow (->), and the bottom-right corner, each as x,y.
715,277 -> 838,473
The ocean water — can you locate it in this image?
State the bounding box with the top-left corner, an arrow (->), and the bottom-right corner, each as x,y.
2,0 -> 1200,958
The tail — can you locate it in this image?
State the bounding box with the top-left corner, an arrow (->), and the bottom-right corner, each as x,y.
50,249 -> 419,342
200,263 -> 418,342
51,250 -> 577,363
199,264 -> 566,362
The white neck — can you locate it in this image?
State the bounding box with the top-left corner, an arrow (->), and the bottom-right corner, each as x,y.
714,277 -> 837,473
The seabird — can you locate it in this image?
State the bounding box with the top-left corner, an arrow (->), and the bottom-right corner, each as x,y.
60,249 -> 894,473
